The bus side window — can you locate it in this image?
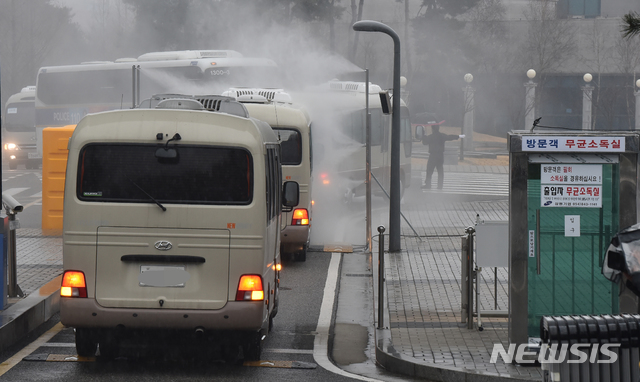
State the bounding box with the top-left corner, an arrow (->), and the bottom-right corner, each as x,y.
266,146 -> 281,221
265,150 -> 272,222
381,114 -> 390,153
371,109 -> 382,146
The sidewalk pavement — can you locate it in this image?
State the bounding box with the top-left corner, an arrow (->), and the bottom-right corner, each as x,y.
0,228 -> 62,354
374,163 -> 545,381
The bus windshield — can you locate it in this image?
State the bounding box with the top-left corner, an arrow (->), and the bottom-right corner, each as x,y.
4,102 -> 35,132
77,144 -> 253,205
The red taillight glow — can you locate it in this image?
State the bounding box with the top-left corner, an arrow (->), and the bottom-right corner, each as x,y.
236,275 -> 264,301
320,173 -> 330,185
291,208 -> 309,226
61,271 -> 87,298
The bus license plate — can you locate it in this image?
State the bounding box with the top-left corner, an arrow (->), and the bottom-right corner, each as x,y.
139,265 -> 188,287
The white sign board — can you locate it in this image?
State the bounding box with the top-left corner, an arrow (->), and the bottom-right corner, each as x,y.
540,164 -> 602,208
529,230 -> 535,258
564,215 -> 580,237
522,136 -> 625,152
540,164 -> 602,184
476,221 -> 509,268
540,185 -> 602,208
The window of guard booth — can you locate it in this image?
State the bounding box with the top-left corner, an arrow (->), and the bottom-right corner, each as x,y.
526,161 -> 619,337
77,144 -> 253,205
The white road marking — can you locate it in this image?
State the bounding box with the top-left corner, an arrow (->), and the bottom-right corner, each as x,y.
264,348 -> 314,354
38,342 -> 76,348
313,252 -> 382,382
3,187 -> 28,196
0,322 -> 64,376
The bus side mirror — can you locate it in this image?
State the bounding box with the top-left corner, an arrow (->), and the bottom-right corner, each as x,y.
415,125 -> 425,140
282,181 -> 299,207
379,91 -> 391,115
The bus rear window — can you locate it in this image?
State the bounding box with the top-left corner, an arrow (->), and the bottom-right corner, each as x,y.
274,129 -> 302,165
77,144 -> 252,205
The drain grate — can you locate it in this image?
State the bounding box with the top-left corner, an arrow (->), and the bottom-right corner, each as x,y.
345,274 -> 371,277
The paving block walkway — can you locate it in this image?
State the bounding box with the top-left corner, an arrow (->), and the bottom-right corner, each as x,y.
379,167 -> 545,381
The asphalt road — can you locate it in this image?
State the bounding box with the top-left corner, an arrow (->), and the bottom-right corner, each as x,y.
0,164 -> 427,382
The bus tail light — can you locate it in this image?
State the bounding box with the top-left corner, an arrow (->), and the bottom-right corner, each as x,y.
291,208 -> 309,226
236,275 -> 264,301
320,173 -> 330,185
61,271 -> 87,298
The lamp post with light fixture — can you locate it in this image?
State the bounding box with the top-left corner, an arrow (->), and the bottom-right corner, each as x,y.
635,79 -> 640,131
582,73 -> 594,131
524,69 -> 537,130
463,73 -> 475,154
352,20 -> 402,252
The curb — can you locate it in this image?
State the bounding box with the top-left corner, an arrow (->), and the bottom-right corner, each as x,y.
0,275 -> 61,354
374,327 -> 535,382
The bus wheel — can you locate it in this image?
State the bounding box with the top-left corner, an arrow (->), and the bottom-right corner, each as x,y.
242,333 -> 262,361
294,245 -> 307,262
75,328 -> 98,357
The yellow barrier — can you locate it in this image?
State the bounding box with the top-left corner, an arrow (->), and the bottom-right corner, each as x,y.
41,126 -> 76,235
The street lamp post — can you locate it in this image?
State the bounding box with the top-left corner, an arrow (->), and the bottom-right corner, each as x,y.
524,69 -> 537,130
635,79 -> 640,131
582,73 -> 593,131
352,20 -> 402,252
462,73 -> 475,157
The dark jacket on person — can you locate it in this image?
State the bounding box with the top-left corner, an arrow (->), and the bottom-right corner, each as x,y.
422,130 -> 459,158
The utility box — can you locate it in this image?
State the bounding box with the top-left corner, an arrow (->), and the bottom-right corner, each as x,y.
508,131 -> 639,347
41,126 -> 75,235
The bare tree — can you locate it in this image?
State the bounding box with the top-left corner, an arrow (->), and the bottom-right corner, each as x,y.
613,35 -> 640,129
520,0 -> 577,76
348,0 -> 364,61
464,0 -> 509,73
0,0 -> 81,106
518,0 -> 577,123
583,20 -> 614,129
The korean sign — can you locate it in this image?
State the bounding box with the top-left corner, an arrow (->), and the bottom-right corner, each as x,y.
540,164 -> 602,208
522,136 -> 625,152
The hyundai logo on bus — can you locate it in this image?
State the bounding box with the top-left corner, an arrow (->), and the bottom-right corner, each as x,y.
154,241 -> 173,251
490,343 -> 621,364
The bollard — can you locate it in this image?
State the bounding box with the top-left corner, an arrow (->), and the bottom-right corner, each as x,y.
461,235 -> 468,323
378,225 -> 386,329
465,226 -> 475,329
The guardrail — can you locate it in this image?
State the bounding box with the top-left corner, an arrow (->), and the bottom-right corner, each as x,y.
540,314 -> 640,382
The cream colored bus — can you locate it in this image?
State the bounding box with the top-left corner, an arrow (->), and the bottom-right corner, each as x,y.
60,96 -> 298,361
223,88 -> 313,262
299,80 -> 412,203
2,86 -> 37,169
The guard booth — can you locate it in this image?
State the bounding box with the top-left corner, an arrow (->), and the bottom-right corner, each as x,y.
508,131 -> 639,346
